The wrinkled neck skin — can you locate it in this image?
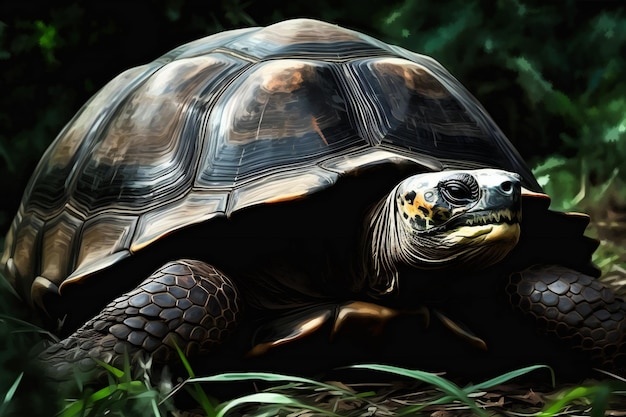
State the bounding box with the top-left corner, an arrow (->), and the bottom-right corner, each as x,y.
360,184 -> 516,297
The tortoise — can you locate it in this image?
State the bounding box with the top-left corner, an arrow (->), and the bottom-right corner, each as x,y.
2,18 -> 625,381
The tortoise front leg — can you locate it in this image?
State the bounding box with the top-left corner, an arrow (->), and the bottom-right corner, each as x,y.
41,259 -> 240,381
507,264 -> 626,369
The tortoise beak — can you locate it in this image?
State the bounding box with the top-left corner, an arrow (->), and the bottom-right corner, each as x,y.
474,170 -> 521,215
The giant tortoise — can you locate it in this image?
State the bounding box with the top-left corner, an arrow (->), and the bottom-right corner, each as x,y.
2,18 -> 625,380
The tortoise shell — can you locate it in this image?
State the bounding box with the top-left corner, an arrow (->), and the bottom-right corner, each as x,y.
1,18 -> 539,308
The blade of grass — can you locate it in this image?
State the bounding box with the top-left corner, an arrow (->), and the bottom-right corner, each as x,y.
215,392 -> 341,417
0,372 -> 23,417
58,381 -> 154,417
173,342 -> 217,416
58,399 -> 86,417
590,384 -> 611,417
465,364 -> 555,392
180,371 -> 363,416
136,378 -> 163,417
88,381 -> 145,401
540,384 -> 610,417
173,342 -> 195,377
350,364 -> 487,417
0,314 -> 59,340
188,372 -> 353,394
407,364 -> 555,414
94,359 -> 125,379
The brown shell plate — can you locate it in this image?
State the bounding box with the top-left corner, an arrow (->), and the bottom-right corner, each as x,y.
1,19 -> 539,307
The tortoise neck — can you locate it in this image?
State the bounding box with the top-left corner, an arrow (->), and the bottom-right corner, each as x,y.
360,189 -> 402,297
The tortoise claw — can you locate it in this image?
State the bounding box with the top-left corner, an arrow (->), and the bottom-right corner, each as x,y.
332,301 -> 429,338
433,309 -> 488,351
247,301 -> 431,357
247,307 -> 334,357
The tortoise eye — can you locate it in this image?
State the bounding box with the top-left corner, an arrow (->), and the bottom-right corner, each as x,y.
440,177 -> 478,206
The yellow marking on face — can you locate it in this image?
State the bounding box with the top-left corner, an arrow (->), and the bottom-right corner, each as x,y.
400,190 -> 452,229
401,191 -> 433,218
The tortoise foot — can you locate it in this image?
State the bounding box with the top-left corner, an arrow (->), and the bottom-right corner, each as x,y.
508,264 -> 626,370
432,309 -> 487,351
247,301 -> 429,357
40,259 -> 241,381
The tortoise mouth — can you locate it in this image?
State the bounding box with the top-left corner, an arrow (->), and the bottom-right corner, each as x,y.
418,208 -> 521,236
461,208 -> 521,227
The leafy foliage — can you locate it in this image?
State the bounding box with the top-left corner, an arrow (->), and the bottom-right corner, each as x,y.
0,278 -> 59,416
376,1 -> 626,214
55,357 -> 620,417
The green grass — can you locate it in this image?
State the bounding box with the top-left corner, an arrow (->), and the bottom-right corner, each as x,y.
1,304 -> 625,417
44,359 -> 626,417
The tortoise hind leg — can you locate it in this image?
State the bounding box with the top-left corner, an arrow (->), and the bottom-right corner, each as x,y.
41,259 -> 240,381
507,264 -> 626,370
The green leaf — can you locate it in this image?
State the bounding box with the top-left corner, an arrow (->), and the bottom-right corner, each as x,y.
350,364 -> 487,417
591,384 -> 611,417
188,372 -> 352,394
532,156 -> 567,176
89,381 -> 144,401
0,373 -> 23,417
173,343 -> 216,416
58,399 -> 86,417
540,385 -> 599,417
93,359 -> 125,379
215,392 -> 337,417
464,365 -> 554,393
173,341 -> 195,378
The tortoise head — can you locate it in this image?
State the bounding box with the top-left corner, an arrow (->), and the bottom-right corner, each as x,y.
365,168 -> 521,294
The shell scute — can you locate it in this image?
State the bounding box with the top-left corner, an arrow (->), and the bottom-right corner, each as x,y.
40,211 -> 82,286
71,54 -> 245,214
195,59 -> 366,188
25,64 -> 160,219
12,213 -> 44,291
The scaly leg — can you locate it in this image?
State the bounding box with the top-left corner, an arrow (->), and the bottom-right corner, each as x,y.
507,264 -> 626,369
41,259 -> 241,381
